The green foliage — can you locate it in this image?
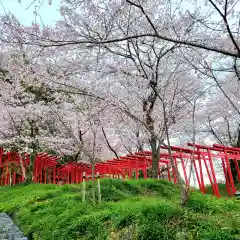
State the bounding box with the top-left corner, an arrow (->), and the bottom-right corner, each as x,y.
128,179 -> 178,197
187,191 -> 238,213
190,221 -> 235,240
21,81 -> 55,104
204,183 -> 240,197
100,179 -> 141,201
0,179 -> 239,240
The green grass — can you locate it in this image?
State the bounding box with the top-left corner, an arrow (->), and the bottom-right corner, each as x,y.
0,179 -> 239,240
204,183 -> 240,197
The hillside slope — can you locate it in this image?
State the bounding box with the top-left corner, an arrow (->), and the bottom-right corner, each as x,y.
0,179 -> 239,240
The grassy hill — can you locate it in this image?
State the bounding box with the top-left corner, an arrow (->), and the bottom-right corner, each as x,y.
0,179 -> 239,240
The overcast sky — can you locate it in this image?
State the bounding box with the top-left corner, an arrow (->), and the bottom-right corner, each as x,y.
0,0 -> 61,25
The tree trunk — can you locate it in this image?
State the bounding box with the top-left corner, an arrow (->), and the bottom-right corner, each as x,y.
180,185 -> 190,205
150,136 -> 160,179
142,83 -> 158,178
91,162 -> 96,202
20,152 -> 36,184
230,127 -> 240,183
151,153 -> 158,179
25,152 -> 37,184
180,101 -> 197,206
25,167 -> 33,184
236,127 -> 240,147
19,153 -> 26,181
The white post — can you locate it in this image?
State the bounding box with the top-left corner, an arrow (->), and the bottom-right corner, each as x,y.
82,172 -> 86,202
97,172 -> 101,203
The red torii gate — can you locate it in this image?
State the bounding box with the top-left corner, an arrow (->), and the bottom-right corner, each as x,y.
0,149 -> 60,185
0,150 -> 30,185
188,143 -> 240,197
0,143 -> 240,198
34,153 -> 59,184
56,161 -> 90,184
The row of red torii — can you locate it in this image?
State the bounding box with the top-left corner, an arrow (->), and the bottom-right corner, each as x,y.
0,143 -> 239,198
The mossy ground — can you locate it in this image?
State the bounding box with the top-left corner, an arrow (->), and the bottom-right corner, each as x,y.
0,179 -> 239,240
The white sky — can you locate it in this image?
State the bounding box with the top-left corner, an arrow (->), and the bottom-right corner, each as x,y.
0,0 -> 61,26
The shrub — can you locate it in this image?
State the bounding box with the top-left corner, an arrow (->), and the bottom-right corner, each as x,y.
137,223 -> 168,240
193,221 -> 235,240
187,192 -> 236,213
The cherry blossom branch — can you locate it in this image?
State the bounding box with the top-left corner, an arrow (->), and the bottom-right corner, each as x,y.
50,106 -> 94,161
223,115 -> 234,145
207,115 -> 224,144
202,60 -> 240,116
148,81 -> 184,184
23,33 -> 240,58
208,0 -> 240,54
179,47 -> 240,116
101,127 -> 119,159
126,0 -> 158,35
233,57 -> 240,81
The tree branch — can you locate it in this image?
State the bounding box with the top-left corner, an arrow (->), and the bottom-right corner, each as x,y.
207,115 -> 224,144
25,33 -> 240,58
126,0 -> 159,35
101,127 -> 119,159
208,0 -> 240,54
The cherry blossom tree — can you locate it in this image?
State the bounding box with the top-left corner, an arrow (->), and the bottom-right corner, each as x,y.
0,38 -> 120,183
12,0 -> 238,58
0,1 -> 201,184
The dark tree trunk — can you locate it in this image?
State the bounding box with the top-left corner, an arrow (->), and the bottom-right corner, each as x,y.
25,167 -> 33,184
230,127 -> 240,183
236,128 -> 240,147
142,87 -> 158,179
150,136 -> 160,179
24,152 -> 37,184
